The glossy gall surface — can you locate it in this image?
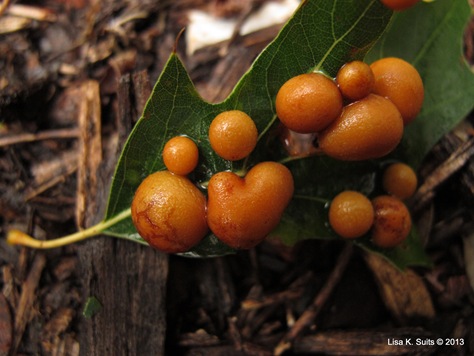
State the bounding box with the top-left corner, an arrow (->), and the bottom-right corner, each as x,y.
318,94 -> 404,161
382,162 -> 418,199
131,171 -> 208,253
329,191 -> 374,239
370,57 -> 424,125
162,136 -> 199,175
209,110 -> 258,161
336,61 -> 375,101
275,73 -> 343,133
207,162 -> 294,249
371,195 -> 412,248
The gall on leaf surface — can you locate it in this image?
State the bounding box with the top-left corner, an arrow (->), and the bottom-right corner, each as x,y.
273,0 -> 473,269
366,0 -> 474,168
102,0 -> 393,258
99,0 -> 473,268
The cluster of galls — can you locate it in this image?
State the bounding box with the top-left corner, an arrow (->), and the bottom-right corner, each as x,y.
276,57 -> 424,161
131,111 -> 293,253
278,57 -> 423,248
329,162 -> 418,248
131,56 -> 423,254
275,56 -> 422,248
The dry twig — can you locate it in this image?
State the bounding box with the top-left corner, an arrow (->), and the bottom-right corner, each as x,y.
274,243 -> 354,355
0,129 -> 79,148
11,254 -> 47,355
413,138 -> 474,212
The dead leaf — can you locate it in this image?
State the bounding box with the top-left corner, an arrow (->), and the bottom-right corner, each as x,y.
364,252 -> 435,324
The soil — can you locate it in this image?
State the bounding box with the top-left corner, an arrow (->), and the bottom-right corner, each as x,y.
1,1 -> 474,355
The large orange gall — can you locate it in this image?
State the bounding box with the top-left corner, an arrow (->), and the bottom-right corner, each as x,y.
207,162 -> 294,249
370,57 -> 424,125
276,73 -> 343,133
131,171 -> 208,253
318,94 -> 404,161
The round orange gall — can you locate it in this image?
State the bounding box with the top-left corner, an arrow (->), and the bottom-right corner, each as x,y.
336,61 -> 375,101
162,136 -> 199,175
370,57 -> 424,125
207,162 -> 294,249
371,195 -> 412,248
131,171 -> 208,253
329,191 -> 374,239
209,110 -> 258,161
382,162 -> 418,199
380,0 -> 419,11
318,94 -> 404,161
275,73 -> 343,133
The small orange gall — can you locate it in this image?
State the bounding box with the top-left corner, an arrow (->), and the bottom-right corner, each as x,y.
382,162 -> 418,199
209,110 -> 258,161
371,195 -> 412,248
162,136 -> 199,175
336,61 -> 375,101
329,191 -> 375,239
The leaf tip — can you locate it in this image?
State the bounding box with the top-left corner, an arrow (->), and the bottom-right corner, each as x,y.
173,28 -> 186,54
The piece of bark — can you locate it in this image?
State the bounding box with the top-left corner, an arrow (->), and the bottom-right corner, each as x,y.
0,293 -> 12,356
78,227 -> 169,356
463,232 -> 474,293
48,333 -> 80,356
78,72 -> 168,355
76,80 -> 102,229
182,342 -> 273,356
26,150 -> 78,201
41,307 -> 75,354
132,70 -> 152,119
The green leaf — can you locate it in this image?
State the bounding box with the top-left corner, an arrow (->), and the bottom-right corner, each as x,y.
356,228 -> 431,271
273,157 -> 378,245
273,157 -> 433,270
366,0 -> 474,168
101,0 -> 393,253
82,296 -> 102,319
273,0 -> 473,269
97,0 -> 471,268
